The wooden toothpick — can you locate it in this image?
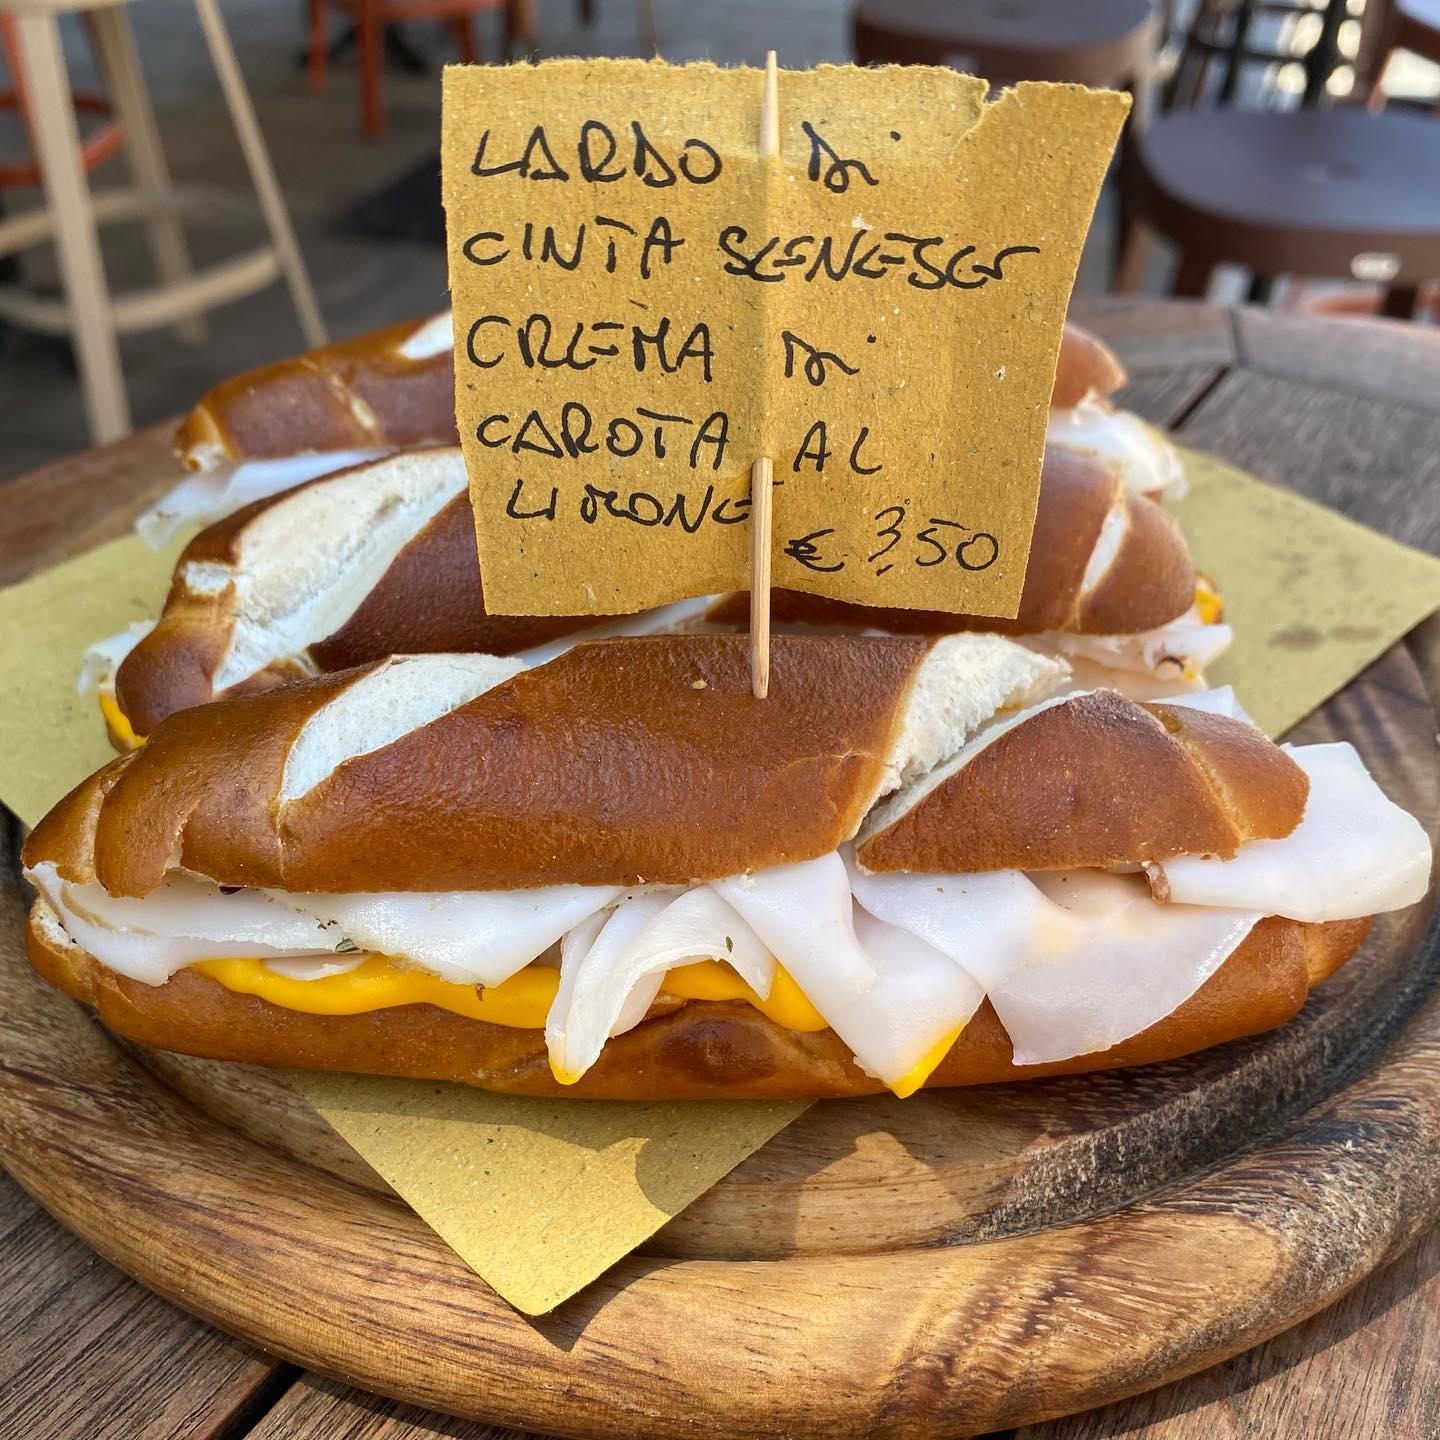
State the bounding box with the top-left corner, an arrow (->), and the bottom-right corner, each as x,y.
750,50 -> 779,700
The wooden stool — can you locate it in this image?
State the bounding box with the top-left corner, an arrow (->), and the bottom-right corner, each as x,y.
852,0 -> 1158,88
1125,107 -> 1440,316
0,12 -> 123,186
1366,0 -> 1440,110
0,0 -> 326,442
306,0 -> 520,139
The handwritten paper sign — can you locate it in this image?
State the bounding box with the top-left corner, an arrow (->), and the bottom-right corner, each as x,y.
441,61 -> 1128,618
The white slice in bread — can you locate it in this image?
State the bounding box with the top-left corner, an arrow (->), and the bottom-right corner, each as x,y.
280,652 -> 526,802
206,449 -> 466,692
869,635 -> 1068,805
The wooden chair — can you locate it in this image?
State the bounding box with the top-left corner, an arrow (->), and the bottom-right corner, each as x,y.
851,0 -> 1158,90
1119,0 -> 1440,316
1366,0 -> 1440,111
0,12 -> 123,187
306,0 -> 528,139
1124,107 -> 1440,315
0,0 -> 325,442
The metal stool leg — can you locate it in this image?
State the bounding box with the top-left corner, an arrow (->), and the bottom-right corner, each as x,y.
190,0 -> 327,348
12,10 -> 129,441
89,5 -> 205,345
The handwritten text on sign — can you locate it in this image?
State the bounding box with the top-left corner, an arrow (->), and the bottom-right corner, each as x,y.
441,61 -> 1128,617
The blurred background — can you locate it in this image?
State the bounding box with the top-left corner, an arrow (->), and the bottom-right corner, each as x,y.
1,0 -> 1437,483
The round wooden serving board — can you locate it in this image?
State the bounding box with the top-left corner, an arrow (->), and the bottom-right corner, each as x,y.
0,638 -> 1436,1437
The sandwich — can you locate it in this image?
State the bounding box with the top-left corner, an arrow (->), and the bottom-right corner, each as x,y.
136,317 -> 1180,545
88,443 -> 1227,749
25,634 -> 1430,1099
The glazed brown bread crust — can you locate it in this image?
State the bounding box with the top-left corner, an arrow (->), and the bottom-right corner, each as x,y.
858,691 -> 1309,873
174,320 -> 458,464
115,486 -> 603,737
706,447 -> 1195,638
173,320 -> 1118,466
35,639 -> 1310,897
121,438 -> 1185,748
306,494 -> 608,671
25,906 -> 1369,1098
40,636 -> 939,895
1051,322 -> 1128,410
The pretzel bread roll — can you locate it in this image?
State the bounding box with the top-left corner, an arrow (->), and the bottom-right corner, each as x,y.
706,447 -> 1195,638
39,636 -> 1076,895
1052,321 -> 1128,410
115,449 -> 612,740
305,494 -> 605,671
39,638 -> 1306,907
24,904 -> 1368,1099
173,317 -> 1119,467
857,690 -> 1310,874
174,320 -> 458,467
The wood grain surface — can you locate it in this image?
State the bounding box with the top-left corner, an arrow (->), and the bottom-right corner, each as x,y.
0,300 -> 1438,1440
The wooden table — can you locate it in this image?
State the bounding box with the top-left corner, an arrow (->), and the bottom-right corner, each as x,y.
2,298 -> 1438,1440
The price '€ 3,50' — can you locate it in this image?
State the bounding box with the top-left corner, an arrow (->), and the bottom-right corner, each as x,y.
441,60 -> 1128,619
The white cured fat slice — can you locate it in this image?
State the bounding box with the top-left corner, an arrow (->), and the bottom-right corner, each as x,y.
1046,608 -> 1233,685
715,855 -> 985,1086
269,884 -> 623,986
547,887 -> 777,1080
137,450 -> 389,549
848,909 -> 987,1085
1047,401 -> 1188,500
78,622 -> 154,695
27,863 -> 337,986
1163,684 -> 1252,723
848,858 -> 1259,1066
549,893 -> 675,1079
139,313 -> 452,548
1156,742 -> 1433,923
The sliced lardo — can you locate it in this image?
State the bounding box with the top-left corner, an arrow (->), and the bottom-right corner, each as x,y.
714,853 -> 982,1087
1046,611 -> 1232,684
546,888 -> 774,1081
1154,742 -> 1433,922
1047,402 -> 1187,499
848,860 -> 1259,1066
27,863 -> 335,985
137,450 -> 389,548
269,884 -> 623,986
549,894 -> 674,1080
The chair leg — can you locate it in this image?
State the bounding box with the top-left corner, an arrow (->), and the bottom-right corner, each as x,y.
506,0 -> 538,56
12,10 -> 129,441
449,13 -> 477,64
1171,250 -> 1213,299
635,0 -> 659,53
89,6 -> 205,345
1113,220 -> 1157,295
307,0 -> 329,93
1246,273 -> 1275,305
356,0 -> 383,139
190,0 -> 328,347
1381,284 -> 1421,320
